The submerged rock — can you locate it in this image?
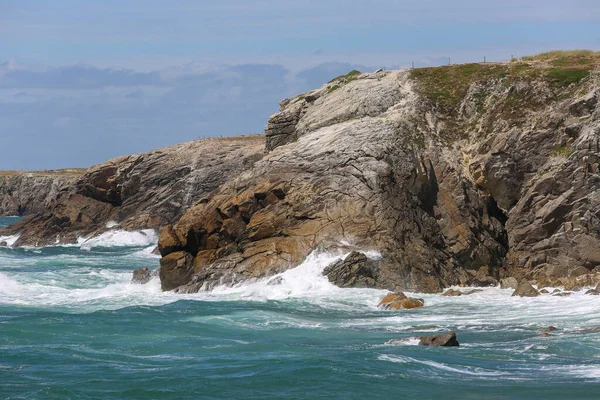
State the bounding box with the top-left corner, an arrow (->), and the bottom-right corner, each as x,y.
511,281 -> 540,297
418,332 -> 459,347
131,267 -> 152,284
378,292 -> 407,310
442,289 -> 462,297
0,241 -> 6,247
401,298 -> 424,309
540,326 -> 558,333
323,251 -> 379,288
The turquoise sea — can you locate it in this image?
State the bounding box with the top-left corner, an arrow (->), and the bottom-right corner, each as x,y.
1,215 -> 600,399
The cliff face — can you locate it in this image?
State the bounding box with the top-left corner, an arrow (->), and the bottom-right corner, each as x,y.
4,53 -> 599,293
1,136 -> 265,246
0,170 -> 84,216
158,55 -> 600,293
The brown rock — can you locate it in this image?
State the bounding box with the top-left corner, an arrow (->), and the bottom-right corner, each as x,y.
401,297 -> 425,309
0,241 -> 7,247
378,292 -> 407,310
540,333 -> 551,338
539,289 -> 550,294
131,267 -> 152,284
540,326 -> 558,332
159,251 -> 194,291
323,251 -> 379,288
511,281 -> 540,297
418,332 -> 459,347
442,289 -> 462,296
500,277 -> 519,289
585,289 -> 600,295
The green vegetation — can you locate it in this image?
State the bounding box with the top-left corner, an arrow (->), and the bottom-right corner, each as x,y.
328,69 -> 361,84
328,84 -> 340,93
411,50 -> 599,111
410,63 -> 508,110
521,50 -> 600,61
551,144 -> 574,158
546,68 -> 590,87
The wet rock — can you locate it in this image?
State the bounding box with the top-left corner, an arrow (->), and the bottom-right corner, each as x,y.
0,241 -> 7,247
378,292 -> 407,310
552,289 -> 562,294
323,251 -> 378,288
401,298 -> 424,309
159,251 -> 194,291
540,333 -> 551,338
540,326 -> 558,333
442,289 -> 462,296
418,332 -> 459,347
500,277 -> 519,290
385,338 -> 413,345
511,281 -> 540,297
131,267 -> 153,284
539,289 -> 550,294
553,292 -> 573,297
442,288 -> 482,296
267,276 -> 283,286
585,289 -> 600,295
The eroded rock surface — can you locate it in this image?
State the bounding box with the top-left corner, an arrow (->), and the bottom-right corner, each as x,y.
0,136 -> 265,246
323,251 -> 379,288
157,62 -> 600,293
0,170 -> 83,216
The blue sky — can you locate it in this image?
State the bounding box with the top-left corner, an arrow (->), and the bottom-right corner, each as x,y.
1,0 -> 599,169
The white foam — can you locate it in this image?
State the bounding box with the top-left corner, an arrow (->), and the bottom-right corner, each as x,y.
105,220 -> 119,228
0,234 -> 20,247
78,229 -> 158,250
209,250 -> 364,301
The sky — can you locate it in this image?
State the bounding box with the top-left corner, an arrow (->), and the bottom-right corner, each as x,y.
1,0 -> 599,170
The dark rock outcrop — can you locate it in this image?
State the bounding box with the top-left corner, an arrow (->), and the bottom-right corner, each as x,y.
418,332 -> 460,346
0,136 -> 265,247
322,251 -> 379,288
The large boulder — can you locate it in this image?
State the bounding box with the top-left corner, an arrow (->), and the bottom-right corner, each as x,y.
511,280 -> 540,297
159,252 -> 194,291
322,251 -> 379,288
378,292 -> 407,310
418,332 -> 459,346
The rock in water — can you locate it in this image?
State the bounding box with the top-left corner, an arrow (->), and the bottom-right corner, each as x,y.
500,277 -> 519,289
322,251 -> 378,288
131,267 -> 153,284
159,252 -> 194,291
511,281 -> 540,297
378,292 -> 407,310
0,241 -> 7,247
401,298 -> 424,309
442,289 -> 462,296
418,332 -> 459,347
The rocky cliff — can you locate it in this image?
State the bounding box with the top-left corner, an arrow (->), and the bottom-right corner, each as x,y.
0,169 -> 84,216
4,51 -> 599,294
0,136 -> 265,246
157,52 -> 600,293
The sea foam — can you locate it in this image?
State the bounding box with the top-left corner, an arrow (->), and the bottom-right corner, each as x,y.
78,229 -> 158,251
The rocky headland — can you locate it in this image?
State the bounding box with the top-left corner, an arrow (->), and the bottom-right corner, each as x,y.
0,136 -> 264,246
0,169 -> 84,217
3,51 -> 600,294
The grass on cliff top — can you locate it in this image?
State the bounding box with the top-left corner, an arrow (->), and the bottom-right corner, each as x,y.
411,50 -> 599,111
328,69 -> 361,84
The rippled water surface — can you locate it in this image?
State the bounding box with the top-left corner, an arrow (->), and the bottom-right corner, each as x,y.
2,216 -> 600,399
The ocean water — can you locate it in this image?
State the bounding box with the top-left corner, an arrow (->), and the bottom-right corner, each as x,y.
1,216 -> 600,399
